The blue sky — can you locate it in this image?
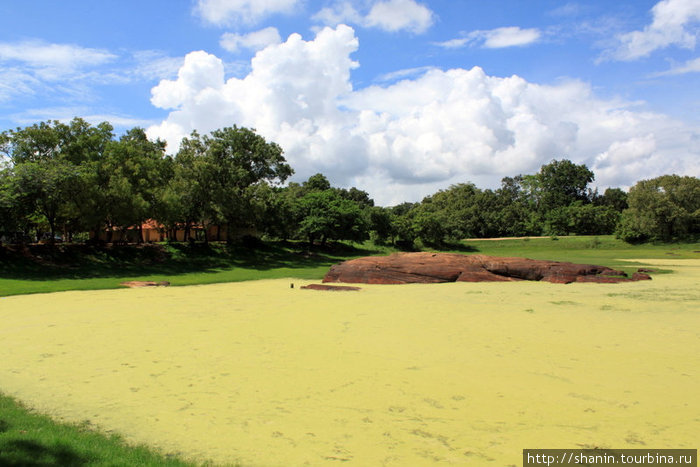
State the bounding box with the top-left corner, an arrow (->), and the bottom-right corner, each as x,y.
1,0 -> 699,204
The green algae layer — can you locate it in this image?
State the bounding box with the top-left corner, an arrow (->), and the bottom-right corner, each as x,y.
1,259 -> 698,466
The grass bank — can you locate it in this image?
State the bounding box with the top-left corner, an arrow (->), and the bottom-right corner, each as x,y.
1,236 -> 698,297
457,235 -> 700,274
0,393 -> 200,466
0,241 -> 388,297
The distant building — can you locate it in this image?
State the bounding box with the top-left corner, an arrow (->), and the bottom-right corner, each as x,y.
92,219 -> 257,243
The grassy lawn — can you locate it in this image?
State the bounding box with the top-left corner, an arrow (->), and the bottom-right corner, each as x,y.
0,241 -> 388,297
0,393 -> 203,467
1,236 -> 698,297
456,235 -> 700,275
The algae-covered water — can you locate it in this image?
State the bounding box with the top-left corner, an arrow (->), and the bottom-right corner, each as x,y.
1,259 -> 698,466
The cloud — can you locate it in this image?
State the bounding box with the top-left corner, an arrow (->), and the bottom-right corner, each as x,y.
375,66 -> 438,83
195,0 -> 300,26
313,0 -> 435,34
605,0 -> 700,61
130,51 -> 184,81
312,2 -> 363,27
436,27 -> 542,49
365,0 -> 435,34
220,27 -> 282,53
0,40 -> 118,103
0,40 -> 116,80
148,25 -> 700,205
549,3 -> 584,18
652,56 -> 700,75
9,106 -> 155,129
0,69 -> 42,102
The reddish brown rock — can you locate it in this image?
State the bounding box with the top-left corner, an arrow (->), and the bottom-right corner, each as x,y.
322,252 -> 649,285
631,272 -> 652,281
301,284 -> 361,291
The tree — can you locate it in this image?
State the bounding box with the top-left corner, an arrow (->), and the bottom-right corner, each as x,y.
302,173 -> 331,192
594,187 -> 628,212
616,175 -> 700,242
178,126 -> 293,242
101,128 -> 169,242
369,206 -> 394,244
11,160 -> 83,243
527,159 -> 595,213
494,176 -> 537,237
0,166 -> 21,243
0,118 -> 115,243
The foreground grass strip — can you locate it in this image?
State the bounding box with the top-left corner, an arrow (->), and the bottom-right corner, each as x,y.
0,393 -> 203,466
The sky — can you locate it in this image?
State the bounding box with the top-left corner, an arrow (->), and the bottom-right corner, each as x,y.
1,0 -> 699,205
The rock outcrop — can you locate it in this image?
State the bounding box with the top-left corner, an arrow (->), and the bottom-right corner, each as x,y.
322,252 -> 651,285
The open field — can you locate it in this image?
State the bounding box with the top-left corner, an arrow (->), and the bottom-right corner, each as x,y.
1,258 -> 698,466
0,241 -> 374,297
1,236 -> 698,297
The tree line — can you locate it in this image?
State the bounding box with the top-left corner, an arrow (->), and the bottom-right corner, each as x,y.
1,118 -> 698,247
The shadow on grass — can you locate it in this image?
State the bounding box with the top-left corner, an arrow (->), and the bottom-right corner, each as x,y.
0,240 -> 379,282
0,438 -> 87,467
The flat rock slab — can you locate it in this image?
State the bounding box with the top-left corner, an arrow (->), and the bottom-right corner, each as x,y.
323,252 -> 651,285
120,281 -> 171,288
301,284 -> 362,291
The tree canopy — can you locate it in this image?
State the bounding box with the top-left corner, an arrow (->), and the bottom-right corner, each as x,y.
1,118 -> 697,247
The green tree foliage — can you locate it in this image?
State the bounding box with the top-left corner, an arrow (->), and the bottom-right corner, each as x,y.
1,117 -> 693,248
532,159 -> 595,212
0,118 -> 115,242
368,206 -> 394,244
594,187 -> 628,212
175,126 -> 293,242
291,174 -> 369,246
616,175 -> 700,242
0,166 -> 21,242
101,128 -> 169,242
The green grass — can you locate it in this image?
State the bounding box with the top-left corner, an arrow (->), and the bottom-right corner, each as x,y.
0,241 -> 389,297
2,236 -> 698,297
454,235 -> 700,275
0,393 -> 206,467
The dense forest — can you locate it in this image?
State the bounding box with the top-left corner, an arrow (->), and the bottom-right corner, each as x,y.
1,118 -> 698,248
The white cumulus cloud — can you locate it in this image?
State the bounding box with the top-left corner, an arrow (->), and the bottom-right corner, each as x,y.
148,25 -> 700,205
365,0 -> 435,34
606,0 -> 700,60
313,0 -> 435,34
220,27 -> 282,53
195,0 -> 299,26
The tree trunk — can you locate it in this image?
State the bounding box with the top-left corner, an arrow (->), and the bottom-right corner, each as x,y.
184,222 -> 191,243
